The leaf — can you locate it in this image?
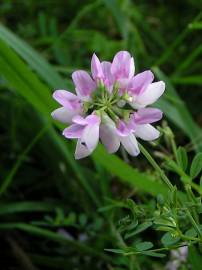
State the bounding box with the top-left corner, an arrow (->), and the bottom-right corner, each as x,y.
0,40 -> 100,206
102,0 -> 128,40
135,242 -> 153,252
188,246 -> 202,270
176,147 -> 188,171
190,153 -> 202,179
104,248 -> 125,254
93,147 -> 168,197
124,222 -> 152,239
165,160 -> 184,176
141,250 -> 166,258
185,227 -> 197,238
153,67 -> 202,153
0,201 -> 60,215
0,223 -> 110,260
0,24 -> 66,89
161,232 -> 180,247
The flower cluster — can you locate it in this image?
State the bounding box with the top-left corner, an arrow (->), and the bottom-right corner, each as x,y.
51,51 -> 165,159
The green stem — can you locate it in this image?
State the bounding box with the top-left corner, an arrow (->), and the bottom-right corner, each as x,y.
139,143 -> 174,191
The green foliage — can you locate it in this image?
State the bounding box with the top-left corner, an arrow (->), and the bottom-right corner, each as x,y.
0,1 -> 202,270
190,153 -> 202,179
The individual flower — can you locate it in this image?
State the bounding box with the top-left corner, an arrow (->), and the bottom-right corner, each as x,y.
51,51 -> 165,159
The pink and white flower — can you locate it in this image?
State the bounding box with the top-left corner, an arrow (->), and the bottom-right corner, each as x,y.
51,51 -> 165,159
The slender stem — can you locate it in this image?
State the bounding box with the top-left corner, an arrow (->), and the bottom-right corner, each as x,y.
139,143 -> 174,191
170,136 -> 178,161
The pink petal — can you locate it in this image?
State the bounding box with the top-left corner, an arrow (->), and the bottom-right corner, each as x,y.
81,121 -> 100,151
111,51 -> 135,80
75,139 -> 92,159
135,124 -> 160,141
53,90 -> 80,109
120,134 -> 140,156
91,53 -> 104,80
86,114 -> 101,125
63,124 -> 84,139
135,81 -> 165,107
100,123 -> 120,153
128,70 -> 154,95
134,108 -> 163,124
51,107 -> 81,124
72,115 -> 87,125
116,120 -> 131,137
72,70 -> 96,99
101,61 -> 114,89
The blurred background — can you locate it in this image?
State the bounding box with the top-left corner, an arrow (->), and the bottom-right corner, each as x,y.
0,0 -> 202,269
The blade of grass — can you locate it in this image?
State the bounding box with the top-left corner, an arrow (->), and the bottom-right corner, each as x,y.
0,40 -> 100,207
0,222 -> 112,261
152,67 -> 202,152
0,126 -> 47,196
172,45 -> 202,76
154,12 -> 202,66
93,145 -> 168,196
171,75 -> 202,86
0,201 -> 62,215
0,24 -> 66,89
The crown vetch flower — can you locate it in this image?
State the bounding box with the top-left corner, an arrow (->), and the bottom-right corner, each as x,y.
51,51 -> 165,159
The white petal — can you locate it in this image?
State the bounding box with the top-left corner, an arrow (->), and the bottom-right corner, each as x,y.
135,124 -> 160,141
120,134 -> 140,156
100,124 -> 120,153
82,123 -> 99,151
135,81 -> 165,107
75,139 -> 92,159
51,107 -> 80,124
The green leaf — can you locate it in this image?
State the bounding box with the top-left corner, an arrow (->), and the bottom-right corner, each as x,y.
190,153 -> 202,178
141,250 -> 166,258
93,146 -> 168,197
135,242 -> 153,252
0,201 -> 61,215
188,246 -> 202,270
0,24 -> 66,89
124,221 -> 152,239
0,40 -> 100,206
102,0 -> 128,40
104,248 -> 125,254
153,67 -> 202,153
161,232 -> 180,247
185,227 -> 197,238
176,147 -> 188,171
0,223 -> 109,260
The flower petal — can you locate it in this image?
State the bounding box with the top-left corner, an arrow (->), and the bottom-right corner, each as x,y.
135,124 -> 160,141
128,70 -> 154,95
100,123 -> 120,153
111,51 -> 135,80
63,124 -> 84,139
135,108 -> 163,124
86,114 -> 101,125
75,139 -> 92,159
101,61 -> 114,90
82,121 -> 100,151
120,134 -> 140,156
72,115 -> 87,125
72,70 -> 96,99
53,90 -> 80,109
116,120 -> 131,137
135,81 -> 165,107
51,107 -> 81,124
91,53 -> 104,80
